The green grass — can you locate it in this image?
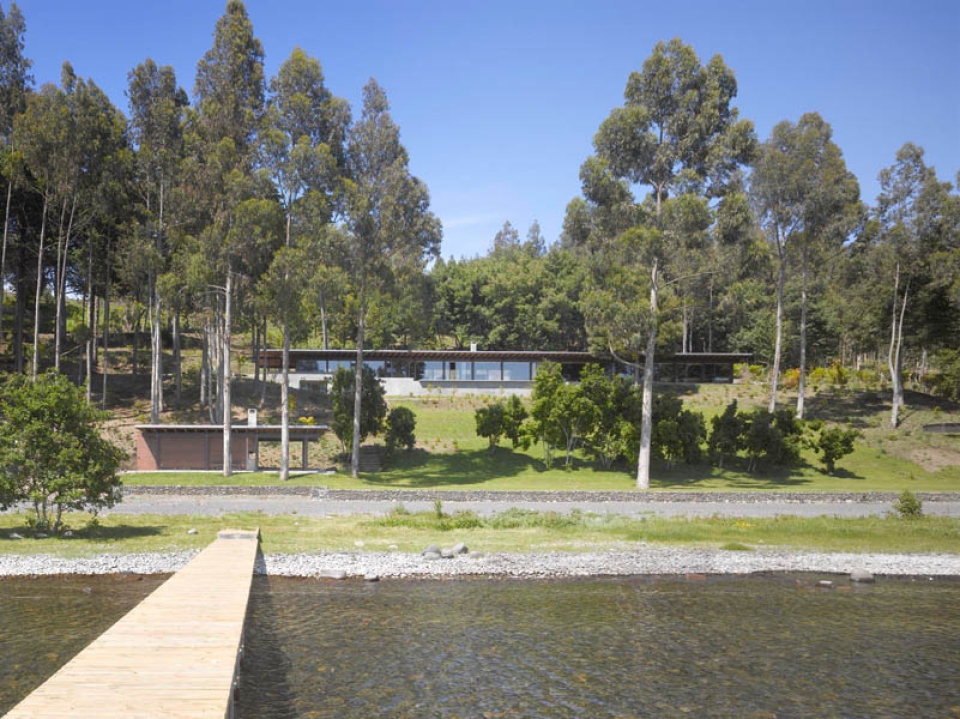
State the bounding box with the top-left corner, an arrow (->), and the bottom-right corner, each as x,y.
2,510 -> 958,557
119,387 -> 960,493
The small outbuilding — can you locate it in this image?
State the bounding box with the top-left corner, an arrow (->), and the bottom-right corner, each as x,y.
134,423 -> 328,472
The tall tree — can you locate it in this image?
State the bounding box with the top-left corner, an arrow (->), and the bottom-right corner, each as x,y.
874,144 -> 955,427
586,38 -> 755,488
127,59 -> 188,422
261,46 -> 348,479
193,0 -> 266,475
344,79 -> 441,477
0,1 -> 31,361
751,113 -> 859,417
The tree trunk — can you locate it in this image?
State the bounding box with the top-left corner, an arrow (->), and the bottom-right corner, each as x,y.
53,196 -> 77,374
149,272 -> 163,423
280,318 -> 290,480
768,236 -> 786,413
86,247 -> 94,403
200,320 -> 209,411
101,239 -> 111,409
351,279 -> 366,478
889,269 -> 908,429
796,248 -> 809,419
31,195 -> 49,380
637,258 -> 659,490
259,315 -> 268,407
0,180 -> 11,358
222,271 -> 232,477
173,306 -> 182,408
320,289 -> 329,350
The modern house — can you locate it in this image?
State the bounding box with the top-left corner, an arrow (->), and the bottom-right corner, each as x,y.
257,348 -> 751,396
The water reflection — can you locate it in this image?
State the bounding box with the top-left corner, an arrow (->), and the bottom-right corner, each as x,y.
236,575 -> 960,719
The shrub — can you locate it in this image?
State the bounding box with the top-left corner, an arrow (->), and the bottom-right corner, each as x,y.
385,406 -> 417,453
0,372 -> 127,533
813,425 -> 860,473
893,490 -> 923,519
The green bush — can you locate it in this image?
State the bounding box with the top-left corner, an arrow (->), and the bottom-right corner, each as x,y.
385,406 -> 417,453
893,490 -> 923,519
813,425 -> 860,473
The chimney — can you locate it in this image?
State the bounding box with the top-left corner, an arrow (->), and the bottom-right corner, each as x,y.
248,408 -> 258,427
470,342 -> 477,352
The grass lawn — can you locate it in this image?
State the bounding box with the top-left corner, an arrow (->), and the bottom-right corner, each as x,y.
123,388 -> 960,493
2,510 -> 958,557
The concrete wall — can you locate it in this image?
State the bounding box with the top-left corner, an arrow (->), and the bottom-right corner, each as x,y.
269,372 -> 534,397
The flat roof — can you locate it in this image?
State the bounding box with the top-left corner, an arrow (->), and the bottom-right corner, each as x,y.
259,349 -> 751,364
136,424 -> 328,439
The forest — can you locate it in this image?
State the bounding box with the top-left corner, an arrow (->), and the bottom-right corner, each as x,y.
0,2 -> 958,482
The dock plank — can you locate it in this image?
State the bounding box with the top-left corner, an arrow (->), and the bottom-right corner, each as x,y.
6,528 -> 260,719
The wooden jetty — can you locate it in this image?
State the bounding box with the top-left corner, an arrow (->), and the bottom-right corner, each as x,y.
6,528 -> 260,719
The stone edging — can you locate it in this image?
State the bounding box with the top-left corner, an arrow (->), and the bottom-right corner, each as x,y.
119,485 -> 959,503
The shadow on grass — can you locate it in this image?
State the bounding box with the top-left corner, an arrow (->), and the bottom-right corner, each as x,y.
71,524 -> 165,541
651,457 -> 863,490
364,447 -> 548,487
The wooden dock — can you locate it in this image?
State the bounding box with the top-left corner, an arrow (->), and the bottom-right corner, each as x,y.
6,528 -> 261,719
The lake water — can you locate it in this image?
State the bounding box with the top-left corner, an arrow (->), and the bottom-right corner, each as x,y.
236,574 -> 960,718
2,574 -> 958,718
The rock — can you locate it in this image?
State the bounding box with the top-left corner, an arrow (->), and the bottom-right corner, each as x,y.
388,544 -> 399,551
422,545 -> 441,556
187,528 -> 198,535
364,573 -> 380,582
440,549 -> 456,559
850,568 -> 875,583
9,532 -> 23,540
451,542 -> 469,555
35,533 -> 48,539
319,569 -> 348,580
354,540 -> 365,548
423,551 -> 442,561
63,530 -> 74,537
816,580 -> 834,588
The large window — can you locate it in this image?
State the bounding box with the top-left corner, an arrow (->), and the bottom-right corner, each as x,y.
422,361 -> 445,381
473,361 -> 501,381
295,359 -> 319,372
503,362 -> 532,381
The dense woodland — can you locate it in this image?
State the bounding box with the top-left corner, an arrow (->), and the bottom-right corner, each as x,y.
0,3 -> 958,483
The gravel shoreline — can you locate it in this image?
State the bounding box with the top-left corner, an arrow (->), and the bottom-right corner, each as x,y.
3,548 -> 959,579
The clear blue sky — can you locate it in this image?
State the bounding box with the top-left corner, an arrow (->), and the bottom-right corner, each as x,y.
13,0 -> 960,260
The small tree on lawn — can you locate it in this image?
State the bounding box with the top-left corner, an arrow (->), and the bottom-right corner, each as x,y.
808,421 -> 859,474
475,401 -> 506,452
330,366 -> 386,454
0,372 -> 126,533
385,406 -> 417,454
708,401 -> 744,468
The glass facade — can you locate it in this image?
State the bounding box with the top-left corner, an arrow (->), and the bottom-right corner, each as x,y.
473,362 -> 501,381
503,362 -> 532,381
422,361 -> 445,381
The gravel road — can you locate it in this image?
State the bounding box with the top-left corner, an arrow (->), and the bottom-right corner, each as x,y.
100,487 -> 960,519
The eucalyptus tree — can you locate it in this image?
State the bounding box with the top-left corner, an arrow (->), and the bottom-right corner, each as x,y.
874,144 -> 958,427
343,79 -> 441,477
127,59 -> 188,422
193,0 -> 266,475
751,113 -> 859,417
0,1 -> 30,360
14,75 -> 71,379
583,38 -> 756,488
261,46 -> 348,479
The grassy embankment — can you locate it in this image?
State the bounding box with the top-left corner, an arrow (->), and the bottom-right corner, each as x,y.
124,382 -> 960,493
1,509 -> 958,557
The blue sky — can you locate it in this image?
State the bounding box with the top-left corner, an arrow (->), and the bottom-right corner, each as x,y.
13,0 -> 960,260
